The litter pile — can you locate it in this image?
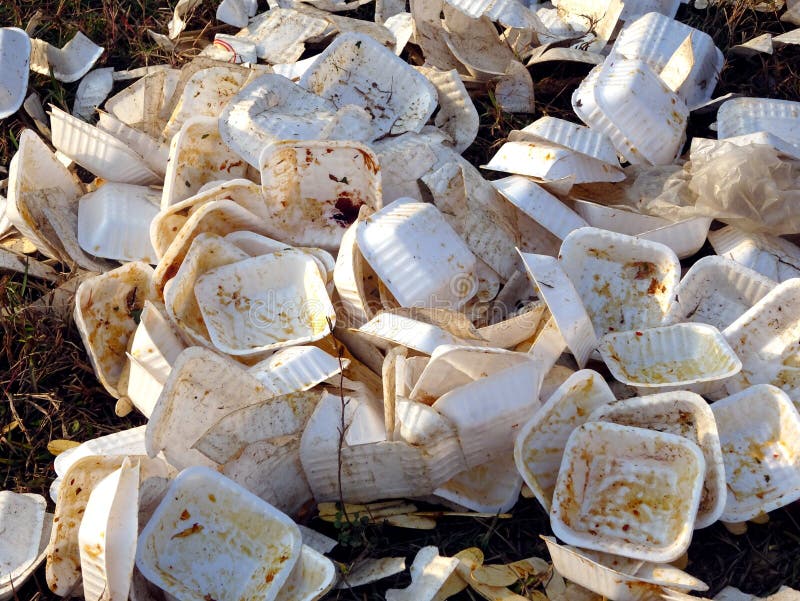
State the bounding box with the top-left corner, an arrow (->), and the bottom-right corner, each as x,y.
2,1 -> 800,600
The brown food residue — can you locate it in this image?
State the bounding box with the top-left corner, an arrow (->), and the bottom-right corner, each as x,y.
171,523 -> 204,539
332,193 -> 364,227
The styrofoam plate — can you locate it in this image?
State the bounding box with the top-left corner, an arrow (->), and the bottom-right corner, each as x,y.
219,74 -> 339,169
46,456 -> 127,595
150,179 -> 266,259
510,116 -> 620,166
79,458 -> 140,601
235,7 -> 328,64
72,67 -> 114,121
29,31 -> 103,83
432,360 -> 542,468
717,97 -> 800,146
74,262 -> 155,397
54,426 -> 149,478
422,160 -> 519,281
543,536 -> 707,601
49,106 -> 160,185
409,344 -> 534,404
609,11 -> 723,108
162,65 -> 249,142
191,390 -> 321,465
127,302 -> 186,417
275,545 -> 336,601
709,225 -> 800,283
638,216 -> 713,260
300,392 -> 438,502
723,278 -> 800,399
559,227 -> 680,338
145,347 -> 281,470
518,251 -> 598,368
0,491 -> 46,588
163,233 -> 250,349
485,141 -> 624,184
442,5 -> 514,79
333,214 -> 377,328
6,129 -> 84,260
416,66 -> 479,153
259,140 -> 382,251
573,199 -> 670,235
434,455 -> 523,514
104,68 -> 178,138
572,59 -> 688,165
96,111 -> 169,178
161,116 -> 248,209
357,312 -> 487,355
247,346 -> 346,397
153,199 -> 268,296
221,436 -> 314,516
0,511 -> 51,601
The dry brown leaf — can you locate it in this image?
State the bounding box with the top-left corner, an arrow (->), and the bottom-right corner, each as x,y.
471,564 -> 519,587
46,439 -> 81,456
385,514 -> 437,529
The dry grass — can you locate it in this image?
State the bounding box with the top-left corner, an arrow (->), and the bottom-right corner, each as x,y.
0,270 -> 145,600
2,1 -> 800,600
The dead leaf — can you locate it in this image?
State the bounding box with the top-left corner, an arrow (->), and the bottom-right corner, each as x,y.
385,514 -> 437,529
1,419 -> 20,435
471,564 -> 519,587
47,439 -> 81,456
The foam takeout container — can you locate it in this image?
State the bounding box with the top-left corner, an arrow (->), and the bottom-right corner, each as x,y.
356,198 -> 479,309
550,421 -> 706,563
193,249 -> 335,356
711,385 -> 800,522
559,227 -> 680,338
587,391 -> 726,528
514,370 -> 615,511
136,466 -> 302,601
599,323 -> 742,395
572,58 -> 688,165
665,255 -> 777,331
0,28 -> 31,119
